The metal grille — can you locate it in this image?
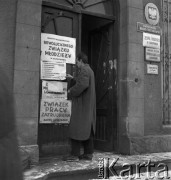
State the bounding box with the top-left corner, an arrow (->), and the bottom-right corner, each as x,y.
162,0 -> 171,124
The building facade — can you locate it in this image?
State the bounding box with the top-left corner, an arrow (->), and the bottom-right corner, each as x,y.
1,0 -> 171,163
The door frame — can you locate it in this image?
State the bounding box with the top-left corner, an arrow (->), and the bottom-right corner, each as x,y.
43,1 -> 115,20
41,1 -> 119,152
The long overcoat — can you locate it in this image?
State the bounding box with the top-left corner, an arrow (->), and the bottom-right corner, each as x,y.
69,64 -> 96,140
0,69 -> 23,180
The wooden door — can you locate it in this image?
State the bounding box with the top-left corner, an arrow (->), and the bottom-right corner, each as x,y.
90,24 -> 117,151
39,5 -> 79,156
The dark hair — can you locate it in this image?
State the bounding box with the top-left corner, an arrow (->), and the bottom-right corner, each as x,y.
77,52 -> 88,64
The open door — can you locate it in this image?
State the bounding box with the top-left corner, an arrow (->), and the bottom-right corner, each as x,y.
39,4 -> 117,156
81,14 -> 117,151
90,25 -> 116,151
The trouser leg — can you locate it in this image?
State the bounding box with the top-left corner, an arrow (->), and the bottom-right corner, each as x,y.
70,138 -> 81,156
83,128 -> 94,155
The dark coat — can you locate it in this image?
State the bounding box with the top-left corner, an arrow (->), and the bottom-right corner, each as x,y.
69,64 -> 96,140
0,69 -> 23,180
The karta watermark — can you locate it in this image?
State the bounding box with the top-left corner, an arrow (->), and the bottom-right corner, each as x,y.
98,157 -> 170,179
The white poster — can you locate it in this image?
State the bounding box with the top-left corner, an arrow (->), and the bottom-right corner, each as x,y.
41,60 -> 66,80
147,64 -> 158,74
42,81 -> 67,99
41,33 -> 76,64
143,33 -> 160,49
40,99 -> 72,124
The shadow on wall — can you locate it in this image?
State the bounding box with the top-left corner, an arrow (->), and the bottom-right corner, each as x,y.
0,67 -> 23,180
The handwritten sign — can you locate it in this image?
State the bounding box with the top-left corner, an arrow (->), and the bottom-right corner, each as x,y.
40,99 -> 71,124
41,33 -> 76,64
42,81 -> 67,99
41,60 -> 66,80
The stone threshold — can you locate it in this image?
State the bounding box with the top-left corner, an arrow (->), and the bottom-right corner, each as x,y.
24,151 -> 171,180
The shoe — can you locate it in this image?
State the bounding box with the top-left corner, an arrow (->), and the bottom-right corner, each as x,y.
79,154 -> 92,161
63,155 -> 79,162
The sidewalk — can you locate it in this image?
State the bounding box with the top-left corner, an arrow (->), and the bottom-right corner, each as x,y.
24,152 -> 171,180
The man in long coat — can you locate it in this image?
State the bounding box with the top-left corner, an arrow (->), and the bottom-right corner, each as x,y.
67,52 -> 96,161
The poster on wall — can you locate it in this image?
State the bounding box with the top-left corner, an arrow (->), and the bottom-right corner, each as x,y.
41,33 -> 76,64
41,60 -> 66,80
42,80 -> 67,99
40,99 -> 72,124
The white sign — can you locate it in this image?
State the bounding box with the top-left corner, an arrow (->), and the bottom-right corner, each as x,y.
41,60 -> 66,80
143,33 -> 160,49
40,99 -> 71,124
146,48 -> 160,62
147,64 -> 158,74
42,81 -> 67,99
145,3 -> 159,25
41,33 -> 76,64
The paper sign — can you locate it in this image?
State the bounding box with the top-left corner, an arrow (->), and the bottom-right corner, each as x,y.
145,48 -> 160,62
143,33 -> 160,49
147,64 -> 158,74
41,60 -> 66,80
41,33 -> 76,64
42,81 -> 67,99
40,99 -> 71,124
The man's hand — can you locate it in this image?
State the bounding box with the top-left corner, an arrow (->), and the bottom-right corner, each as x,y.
68,89 -> 71,94
66,74 -> 73,79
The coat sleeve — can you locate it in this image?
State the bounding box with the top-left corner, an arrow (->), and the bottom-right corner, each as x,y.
69,68 -> 89,97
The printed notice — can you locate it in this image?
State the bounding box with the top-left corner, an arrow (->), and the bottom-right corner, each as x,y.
41,60 -> 66,80
143,33 -> 160,49
41,33 -> 76,64
146,48 -> 160,62
147,64 -> 158,74
40,99 -> 71,124
42,81 -> 67,99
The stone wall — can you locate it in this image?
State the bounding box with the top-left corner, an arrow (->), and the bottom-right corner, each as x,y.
143,0 -> 162,135
14,0 -> 42,164
118,0 -> 170,154
118,0 -> 145,154
0,0 -> 17,90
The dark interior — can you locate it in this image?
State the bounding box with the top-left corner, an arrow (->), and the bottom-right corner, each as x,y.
81,14 -> 113,60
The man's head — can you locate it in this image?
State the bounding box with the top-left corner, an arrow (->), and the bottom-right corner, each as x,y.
76,52 -> 88,68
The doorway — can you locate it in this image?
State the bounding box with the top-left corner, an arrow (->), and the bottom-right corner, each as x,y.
81,14 -> 117,151
39,4 -> 117,156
